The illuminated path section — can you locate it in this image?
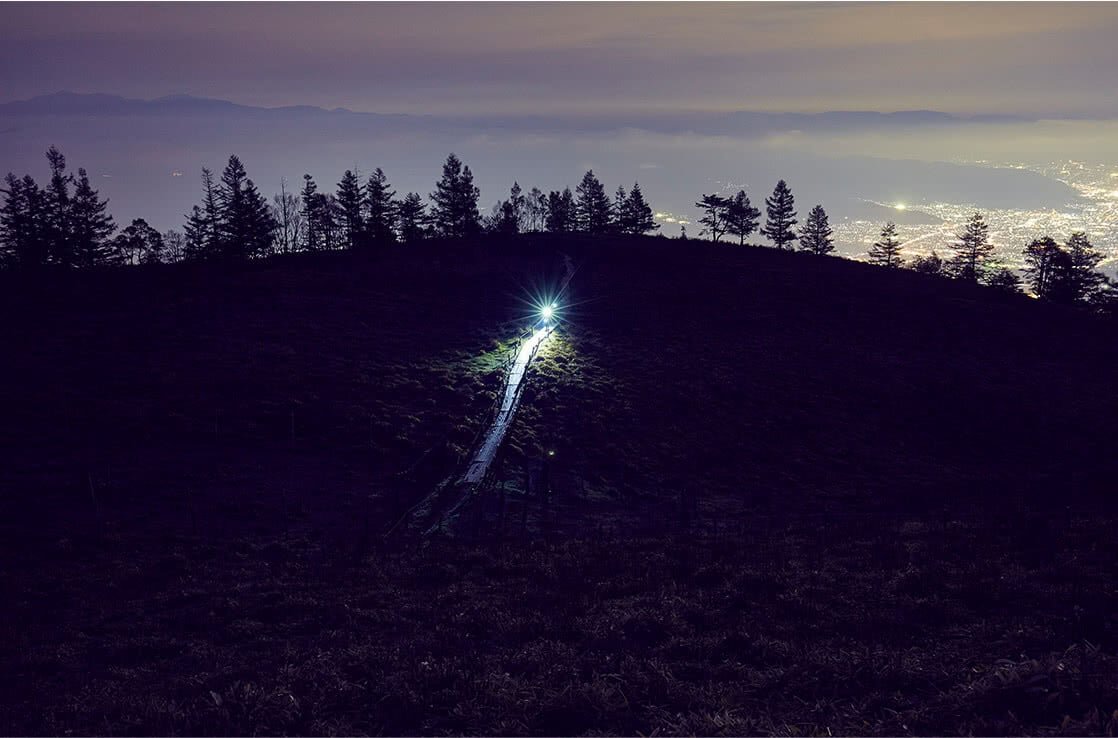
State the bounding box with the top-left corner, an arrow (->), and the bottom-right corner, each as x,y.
459,325 -> 552,485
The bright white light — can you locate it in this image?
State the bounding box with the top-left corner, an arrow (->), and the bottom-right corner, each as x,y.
894,203 -> 907,211
541,305 -> 554,320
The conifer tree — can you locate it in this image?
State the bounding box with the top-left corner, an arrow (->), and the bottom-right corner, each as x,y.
695,194 -> 730,242
986,267 -> 1022,294
44,146 -> 74,266
335,169 -> 365,249
1064,232 -> 1105,303
396,192 -> 430,243
216,155 -> 275,259
622,182 -> 658,235
575,170 -> 611,235
1022,236 -> 1063,299
509,181 -> 525,230
867,222 -> 904,268
300,175 -> 339,251
183,206 -> 208,261
184,168 -> 221,260
299,175 -> 317,250
910,250 -> 944,277
725,190 -> 760,246
611,185 -> 628,233
761,179 -> 798,249
70,167 -> 115,267
489,183 -> 524,236
430,153 -> 480,238
1,173 -> 49,269
0,147 -> 115,269
317,193 -> 341,250
487,199 -> 519,236
798,204 -> 834,255
546,188 -> 575,233
948,212 -> 993,282
365,167 -> 397,244
201,168 -> 220,246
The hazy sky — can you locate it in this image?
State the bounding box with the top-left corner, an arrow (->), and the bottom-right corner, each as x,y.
4,2 -> 1118,117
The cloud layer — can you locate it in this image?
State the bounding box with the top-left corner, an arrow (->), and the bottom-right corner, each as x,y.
3,2 -> 1118,117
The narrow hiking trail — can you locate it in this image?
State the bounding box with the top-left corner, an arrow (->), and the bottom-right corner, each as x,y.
413,253 -> 576,535
458,252 -> 576,488
460,325 -> 552,484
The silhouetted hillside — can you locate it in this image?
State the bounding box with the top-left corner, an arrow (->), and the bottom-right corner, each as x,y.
511,237 -> 1118,527
2,236 -> 1116,735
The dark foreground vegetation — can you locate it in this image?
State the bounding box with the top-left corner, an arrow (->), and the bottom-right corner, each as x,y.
2,235 -> 1117,735
4,525 -> 1116,736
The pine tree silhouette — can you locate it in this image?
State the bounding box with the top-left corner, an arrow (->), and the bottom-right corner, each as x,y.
622,183 -> 658,235
1064,232 -> 1105,303
216,155 -> 275,259
695,194 -> 730,242
948,212 -> 993,282
335,169 -> 365,249
1022,236 -> 1063,299
1,174 -> 49,268
431,154 -> 480,239
867,222 -> 904,268
396,192 -> 430,243
726,190 -> 760,246
546,188 -> 575,233
365,168 -> 397,244
575,171 -> 611,235
44,146 -> 74,267
70,167 -> 115,267
761,180 -> 798,249
799,204 -> 834,255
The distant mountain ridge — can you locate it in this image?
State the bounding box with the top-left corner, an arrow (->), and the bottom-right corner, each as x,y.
0,91 -> 381,119
0,91 -> 1081,238
0,91 -> 1028,135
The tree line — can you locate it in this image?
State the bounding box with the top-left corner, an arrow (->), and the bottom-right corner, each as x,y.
0,147 -> 661,268
2,146 -> 1113,312
695,176 -> 1113,311
867,213 -> 1112,309
693,179 -> 834,255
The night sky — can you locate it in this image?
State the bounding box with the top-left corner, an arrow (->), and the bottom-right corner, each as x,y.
4,2 -> 1118,117
5,1 -> 1118,255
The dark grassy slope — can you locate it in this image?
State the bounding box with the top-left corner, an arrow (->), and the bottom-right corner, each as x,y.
0,243 -> 559,539
2,236 -> 1117,736
511,238 -> 1118,526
